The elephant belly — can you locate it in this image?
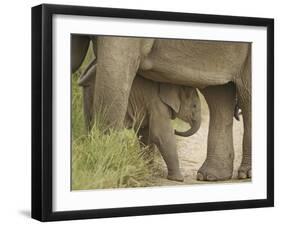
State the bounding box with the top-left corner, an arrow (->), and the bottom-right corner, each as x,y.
138,68 -> 233,89
138,39 -> 249,89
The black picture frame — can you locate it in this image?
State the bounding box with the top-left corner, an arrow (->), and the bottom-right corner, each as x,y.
31,4 -> 274,222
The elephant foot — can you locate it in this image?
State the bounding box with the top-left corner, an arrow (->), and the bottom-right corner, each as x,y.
197,158 -> 233,181
238,165 -> 251,179
167,171 -> 184,182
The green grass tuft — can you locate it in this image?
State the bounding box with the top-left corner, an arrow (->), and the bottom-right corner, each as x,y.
71,71 -> 155,190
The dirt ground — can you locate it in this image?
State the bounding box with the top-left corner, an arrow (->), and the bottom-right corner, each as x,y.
151,94 -> 250,186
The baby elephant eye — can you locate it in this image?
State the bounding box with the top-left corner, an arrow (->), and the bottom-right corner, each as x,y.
193,104 -> 197,108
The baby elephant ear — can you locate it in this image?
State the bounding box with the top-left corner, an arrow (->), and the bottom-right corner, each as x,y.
159,83 -> 181,113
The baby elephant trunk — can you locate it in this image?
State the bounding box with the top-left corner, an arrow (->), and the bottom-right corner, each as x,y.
175,119 -> 201,137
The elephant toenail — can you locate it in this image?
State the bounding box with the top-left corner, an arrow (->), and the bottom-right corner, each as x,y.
197,172 -> 204,181
247,169 -> 252,178
206,175 -> 217,181
238,171 -> 247,179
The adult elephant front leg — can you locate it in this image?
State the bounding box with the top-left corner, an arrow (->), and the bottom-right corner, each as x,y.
198,83 -> 236,181
93,37 -> 143,129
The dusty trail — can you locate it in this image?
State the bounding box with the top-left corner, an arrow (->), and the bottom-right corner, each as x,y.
151,94 -> 250,186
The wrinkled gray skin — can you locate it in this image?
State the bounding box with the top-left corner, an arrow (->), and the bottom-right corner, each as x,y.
71,35 -> 251,181
79,64 -> 201,182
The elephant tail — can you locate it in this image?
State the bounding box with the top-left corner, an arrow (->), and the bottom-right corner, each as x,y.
233,44 -> 251,121
234,102 -> 242,121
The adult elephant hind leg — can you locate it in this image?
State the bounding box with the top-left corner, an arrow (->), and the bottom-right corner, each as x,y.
198,83 -> 236,181
237,94 -> 251,179
236,55 -> 252,179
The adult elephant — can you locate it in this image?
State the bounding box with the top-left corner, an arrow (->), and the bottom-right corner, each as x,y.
71,35 -> 251,181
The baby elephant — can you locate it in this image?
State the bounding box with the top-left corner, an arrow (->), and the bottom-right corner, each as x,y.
79,63 -> 201,182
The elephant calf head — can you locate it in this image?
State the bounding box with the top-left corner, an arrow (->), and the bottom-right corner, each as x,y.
159,83 -> 201,137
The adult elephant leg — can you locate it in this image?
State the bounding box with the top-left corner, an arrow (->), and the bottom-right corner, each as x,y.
71,35 -> 91,73
237,92 -> 251,179
93,37 -> 142,129
78,63 -> 97,132
198,83 -> 235,181
237,53 -> 252,179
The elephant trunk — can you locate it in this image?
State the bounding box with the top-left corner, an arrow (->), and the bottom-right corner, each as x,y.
78,62 -> 97,132
78,60 -> 97,86
175,119 -> 201,137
